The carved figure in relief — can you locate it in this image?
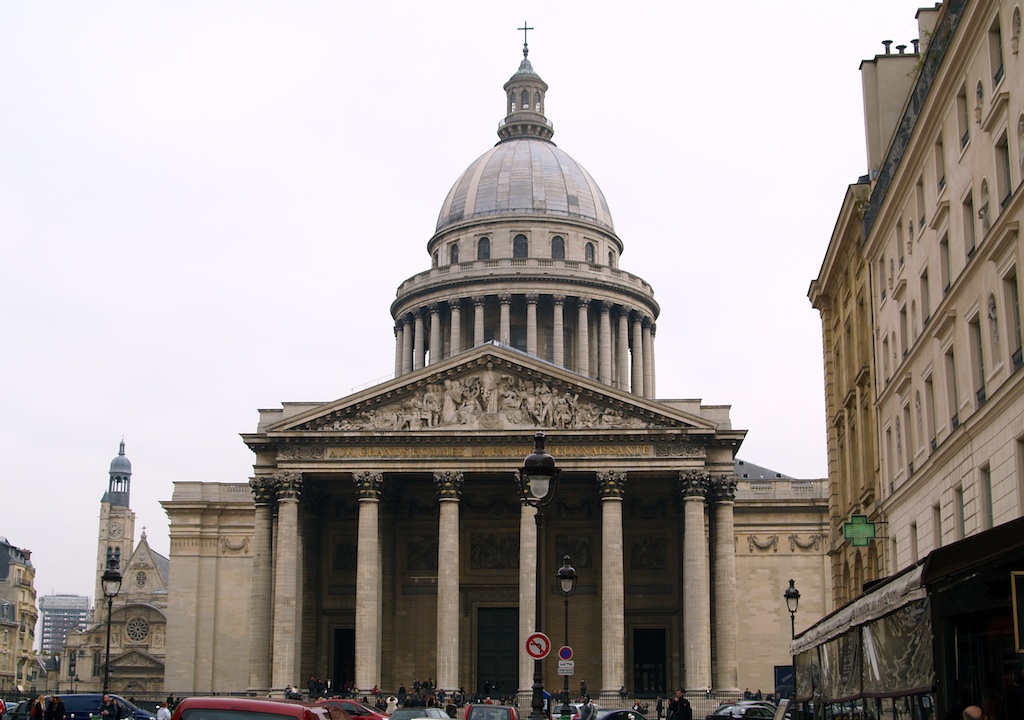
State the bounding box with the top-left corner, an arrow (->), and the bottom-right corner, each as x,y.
442,379 -> 462,424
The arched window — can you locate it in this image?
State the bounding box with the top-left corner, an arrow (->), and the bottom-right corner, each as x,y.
534,92 -> 541,111
551,236 -> 565,260
521,90 -> 530,110
477,237 -> 491,260
432,252 -> 438,268
513,234 -> 529,258
608,251 -> 615,267
584,242 -> 595,263
450,243 -> 460,265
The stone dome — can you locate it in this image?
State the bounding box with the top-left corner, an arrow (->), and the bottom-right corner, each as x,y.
434,137 -> 615,235
109,439 -> 131,476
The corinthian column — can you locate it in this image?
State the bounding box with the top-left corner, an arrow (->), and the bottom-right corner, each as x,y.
414,310 -> 426,371
499,293 -> 512,345
449,299 -> 463,355
434,471 -> 464,694
631,314 -> 645,397
711,476 -> 739,692
429,303 -> 442,365
394,323 -> 404,378
598,301 -> 613,385
649,323 -> 657,398
553,296 -> 565,367
679,471 -> 711,692
577,297 -> 591,376
248,477 -> 276,694
271,472 -> 302,694
526,294 -> 539,356
642,318 -> 654,399
354,471 -> 384,694
597,471 -> 626,699
517,478 -> 539,696
473,296 -> 486,347
402,315 -> 414,376
617,309 -> 630,390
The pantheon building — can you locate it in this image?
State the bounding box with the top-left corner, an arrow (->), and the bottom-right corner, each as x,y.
163,43 -> 831,702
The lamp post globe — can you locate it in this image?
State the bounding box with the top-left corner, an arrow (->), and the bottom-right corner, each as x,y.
520,432 -> 560,720
101,563 -> 122,693
784,579 -> 800,639
558,556 -> 577,720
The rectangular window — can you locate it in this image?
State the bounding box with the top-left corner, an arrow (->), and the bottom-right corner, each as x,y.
925,375 -> 937,450
900,304 -> 909,358
997,134 -> 1013,208
940,234 -> 952,292
991,17 -> 1005,86
970,316 -> 987,406
957,86 -> 971,147
954,485 -> 965,540
1006,270 -> 1023,370
903,403 -> 914,474
910,521 -> 919,561
964,191 -> 977,257
920,268 -> 931,325
882,336 -> 891,381
935,135 -> 946,191
933,503 -> 943,548
886,426 -> 895,491
979,464 -> 994,530
897,222 -> 906,266
879,257 -> 888,302
917,176 -> 926,229
946,347 -> 960,429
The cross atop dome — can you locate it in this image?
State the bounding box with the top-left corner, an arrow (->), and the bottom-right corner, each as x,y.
518,21 -> 533,58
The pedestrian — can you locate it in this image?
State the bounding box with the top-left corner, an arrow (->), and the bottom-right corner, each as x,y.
580,697 -> 596,720
656,697 -> 664,720
30,698 -> 45,720
156,703 -> 171,720
50,697 -> 65,720
677,691 -> 692,720
100,695 -> 121,720
580,681 -> 588,700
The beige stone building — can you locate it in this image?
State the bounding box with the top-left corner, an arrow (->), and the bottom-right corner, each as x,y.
164,43 -> 831,702
812,0 -> 1024,597
0,538 -> 37,692
63,442 -> 169,695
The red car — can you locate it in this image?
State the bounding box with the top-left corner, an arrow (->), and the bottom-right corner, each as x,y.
316,700 -> 389,720
172,697 -> 351,720
462,705 -> 518,720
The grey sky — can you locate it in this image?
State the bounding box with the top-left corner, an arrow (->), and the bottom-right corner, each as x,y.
1,1 -> 926,607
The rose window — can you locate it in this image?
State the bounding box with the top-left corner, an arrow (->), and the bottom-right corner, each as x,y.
126,617 -> 149,642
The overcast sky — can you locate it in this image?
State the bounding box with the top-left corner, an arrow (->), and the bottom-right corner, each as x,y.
2,2 -> 929,608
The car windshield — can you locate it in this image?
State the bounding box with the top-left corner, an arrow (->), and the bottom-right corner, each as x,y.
180,712 -> 298,720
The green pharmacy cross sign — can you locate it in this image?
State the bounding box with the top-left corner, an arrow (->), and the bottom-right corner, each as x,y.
843,514 -> 877,547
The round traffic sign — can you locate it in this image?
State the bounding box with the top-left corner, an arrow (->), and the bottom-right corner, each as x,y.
559,646 -> 573,660
526,632 -> 551,659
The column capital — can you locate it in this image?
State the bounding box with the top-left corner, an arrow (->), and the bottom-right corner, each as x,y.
597,299 -> 611,313
428,302 -> 441,315
403,312 -> 415,325
434,470 -> 465,500
415,307 -> 428,319
678,470 -> 709,499
642,316 -> 653,329
650,322 -> 657,336
710,474 -> 738,502
525,293 -> 539,305
448,298 -> 463,311
472,295 -> 487,307
353,471 -> 384,500
578,296 -> 591,308
275,472 -> 303,500
394,322 -> 402,336
499,292 -> 512,305
552,294 -> 566,306
597,471 -> 627,499
250,476 -> 278,505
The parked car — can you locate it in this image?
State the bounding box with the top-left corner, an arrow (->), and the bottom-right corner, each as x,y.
315,700 -> 388,720
462,705 -> 518,720
566,703 -> 603,720
389,710 -> 449,720
62,694 -> 156,720
6,702 -> 30,720
594,710 -> 646,720
172,697 -> 349,720
704,704 -> 776,720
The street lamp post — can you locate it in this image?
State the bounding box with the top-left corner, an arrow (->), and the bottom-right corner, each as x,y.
784,579 -> 800,639
101,561 -> 123,693
518,432 -> 561,720
557,556 -> 577,720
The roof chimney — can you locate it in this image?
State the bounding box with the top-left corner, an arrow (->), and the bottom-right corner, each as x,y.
882,40 -> 893,54
896,44 -> 907,54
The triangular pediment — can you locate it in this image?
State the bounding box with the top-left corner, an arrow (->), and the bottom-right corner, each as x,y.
112,649 -> 164,670
267,344 -> 717,435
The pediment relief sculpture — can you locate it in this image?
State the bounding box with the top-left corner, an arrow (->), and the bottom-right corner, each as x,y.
298,369 -> 668,433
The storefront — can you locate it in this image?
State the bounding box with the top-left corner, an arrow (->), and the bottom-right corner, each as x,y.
791,517 -> 1024,720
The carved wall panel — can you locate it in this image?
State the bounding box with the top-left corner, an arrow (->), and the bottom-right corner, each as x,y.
555,534 -> 594,569
407,535 -> 439,572
629,534 -> 668,571
470,533 -> 519,570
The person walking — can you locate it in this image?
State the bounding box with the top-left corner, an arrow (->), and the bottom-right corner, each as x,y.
156,703 -> 171,720
99,695 -> 121,720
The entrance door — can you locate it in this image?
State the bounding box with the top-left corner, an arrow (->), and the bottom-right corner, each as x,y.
334,629 -> 355,692
477,608 -> 518,697
632,629 -> 667,694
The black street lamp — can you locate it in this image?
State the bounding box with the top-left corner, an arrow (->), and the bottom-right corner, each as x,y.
784,579 -> 801,639
557,556 -> 578,720
518,432 -> 561,720
101,561 -> 123,693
